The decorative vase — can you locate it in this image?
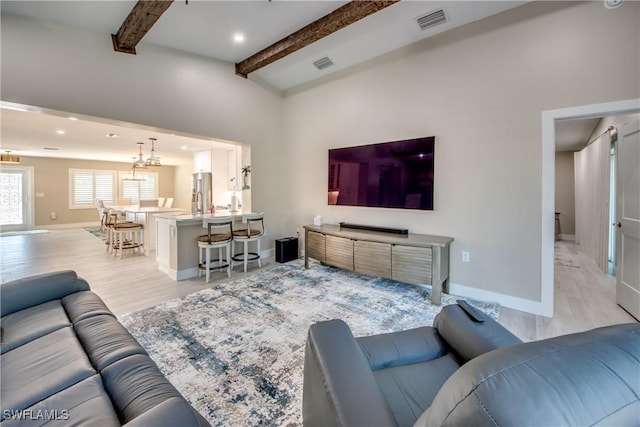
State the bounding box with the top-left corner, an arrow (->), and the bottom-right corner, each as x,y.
243,174 -> 249,189
230,193 -> 238,212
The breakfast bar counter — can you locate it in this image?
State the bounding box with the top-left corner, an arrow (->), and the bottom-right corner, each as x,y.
154,210 -> 248,280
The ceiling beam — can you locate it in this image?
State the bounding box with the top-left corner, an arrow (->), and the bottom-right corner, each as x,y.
235,0 -> 400,78
111,0 -> 174,55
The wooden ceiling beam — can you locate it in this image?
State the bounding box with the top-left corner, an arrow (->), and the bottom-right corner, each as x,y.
112,0 -> 174,55
235,0 -> 400,78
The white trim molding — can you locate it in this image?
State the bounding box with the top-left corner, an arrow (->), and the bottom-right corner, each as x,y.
449,282 -> 550,316
541,98 -> 640,319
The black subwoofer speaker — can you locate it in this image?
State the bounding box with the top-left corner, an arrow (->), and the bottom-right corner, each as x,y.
276,237 -> 298,263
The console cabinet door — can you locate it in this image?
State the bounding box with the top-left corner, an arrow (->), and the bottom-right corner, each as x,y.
326,235 -> 354,271
392,245 -> 433,285
354,240 -> 391,278
307,231 -> 326,263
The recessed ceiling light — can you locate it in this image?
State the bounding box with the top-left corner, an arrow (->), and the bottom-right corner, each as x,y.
56,130 -> 65,135
44,147 -> 60,151
233,33 -> 245,43
105,133 -> 121,138
181,145 -> 188,150
68,117 -> 78,121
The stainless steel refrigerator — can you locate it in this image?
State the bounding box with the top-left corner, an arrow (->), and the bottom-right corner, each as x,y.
191,172 -> 212,214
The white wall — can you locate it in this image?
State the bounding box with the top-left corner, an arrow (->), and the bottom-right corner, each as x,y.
282,1 -> 640,308
1,13 -> 287,244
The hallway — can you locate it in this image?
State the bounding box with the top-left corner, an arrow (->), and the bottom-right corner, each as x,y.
500,240 -> 637,341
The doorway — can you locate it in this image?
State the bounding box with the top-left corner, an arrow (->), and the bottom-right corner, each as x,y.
541,98 -> 640,318
0,166 -> 34,231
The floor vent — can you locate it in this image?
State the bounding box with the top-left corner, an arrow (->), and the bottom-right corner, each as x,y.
313,57 -> 334,70
416,9 -> 447,31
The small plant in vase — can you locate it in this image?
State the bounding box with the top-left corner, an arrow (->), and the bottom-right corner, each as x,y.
241,165 -> 251,190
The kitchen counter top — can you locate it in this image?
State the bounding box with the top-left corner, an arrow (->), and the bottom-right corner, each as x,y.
154,210 -> 248,226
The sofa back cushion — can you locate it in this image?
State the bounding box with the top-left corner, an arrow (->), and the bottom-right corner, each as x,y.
415,323 -> 640,427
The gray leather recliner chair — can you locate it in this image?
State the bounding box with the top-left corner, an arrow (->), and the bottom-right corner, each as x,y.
303,302 -> 640,427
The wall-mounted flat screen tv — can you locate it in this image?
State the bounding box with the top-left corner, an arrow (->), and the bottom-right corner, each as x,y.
328,136 -> 435,210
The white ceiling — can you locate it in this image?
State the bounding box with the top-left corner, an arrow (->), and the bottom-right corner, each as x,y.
0,104 -> 238,165
1,0 -> 599,161
0,0 -> 528,91
555,118 -> 600,152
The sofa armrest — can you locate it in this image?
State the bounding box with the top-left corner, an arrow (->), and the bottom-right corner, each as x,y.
303,319 -> 397,427
1,270 -> 90,316
433,302 -> 521,363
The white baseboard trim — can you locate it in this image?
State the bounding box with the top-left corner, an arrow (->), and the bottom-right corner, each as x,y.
34,222 -> 100,230
449,282 -> 552,317
558,234 -> 575,242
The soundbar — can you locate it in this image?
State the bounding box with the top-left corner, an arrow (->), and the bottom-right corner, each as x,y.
339,222 -> 408,235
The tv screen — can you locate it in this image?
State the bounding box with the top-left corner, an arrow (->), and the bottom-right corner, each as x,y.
328,136 -> 435,210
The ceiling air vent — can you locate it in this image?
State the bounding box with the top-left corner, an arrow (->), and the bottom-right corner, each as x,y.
416,9 -> 447,31
313,57 -> 334,71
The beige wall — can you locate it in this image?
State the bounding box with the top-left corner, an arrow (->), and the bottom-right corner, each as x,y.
281,1 -> 639,303
15,156 -> 176,226
555,152 -> 575,237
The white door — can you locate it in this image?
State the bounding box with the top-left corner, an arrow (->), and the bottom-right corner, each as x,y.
0,166 -> 33,231
616,120 -> 640,320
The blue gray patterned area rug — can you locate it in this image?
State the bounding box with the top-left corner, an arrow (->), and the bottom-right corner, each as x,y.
119,261 -> 500,426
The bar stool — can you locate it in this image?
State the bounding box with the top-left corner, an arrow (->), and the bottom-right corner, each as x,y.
198,218 -> 234,283
95,199 -> 109,232
106,210 -> 144,258
232,213 -> 266,273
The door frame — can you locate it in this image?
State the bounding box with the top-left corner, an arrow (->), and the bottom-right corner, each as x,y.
541,98 -> 640,318
0,165 -> 35,231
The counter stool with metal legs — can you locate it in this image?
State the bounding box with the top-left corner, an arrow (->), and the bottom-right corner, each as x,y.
232,213 -> 266,273
198,218 -> 234,283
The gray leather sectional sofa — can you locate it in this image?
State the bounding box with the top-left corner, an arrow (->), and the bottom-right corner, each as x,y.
1,270 -> 209,426
303,301 -> 640,427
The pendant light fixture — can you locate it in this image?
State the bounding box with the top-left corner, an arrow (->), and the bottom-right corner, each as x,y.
123,157 -> 146,181
134,142 -> 147,169
0,150 -> 20,164
145,137 -> 161,167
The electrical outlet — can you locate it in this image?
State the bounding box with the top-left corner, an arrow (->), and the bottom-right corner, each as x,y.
462,251 -> 470,263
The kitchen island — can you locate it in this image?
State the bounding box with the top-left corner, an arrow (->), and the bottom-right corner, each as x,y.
155,210 -> 249,280
124,206 -> 184,256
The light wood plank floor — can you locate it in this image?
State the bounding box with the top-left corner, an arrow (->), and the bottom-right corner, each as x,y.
1,229 -> 636,339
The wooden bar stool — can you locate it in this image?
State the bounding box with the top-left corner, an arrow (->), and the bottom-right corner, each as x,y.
106,210 -> 143,258
198,218 -> 233,283
232,213 -> 266,273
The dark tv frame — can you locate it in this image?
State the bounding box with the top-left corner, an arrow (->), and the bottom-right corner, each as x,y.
328,136 -> 435,211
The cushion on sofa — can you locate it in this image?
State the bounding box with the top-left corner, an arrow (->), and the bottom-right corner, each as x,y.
0,300 -> 71,354
0,270 -> 89,317
74,314 -> 148,371
1,375 -> 121,427
62,291 -> 115,322
374,353 -> 459,427
1,327 -> 96,414
100,354 -> 186,424
417,323 -> 640,427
